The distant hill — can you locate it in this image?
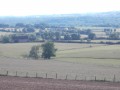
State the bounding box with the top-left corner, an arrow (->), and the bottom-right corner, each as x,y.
0,11 -> 120,27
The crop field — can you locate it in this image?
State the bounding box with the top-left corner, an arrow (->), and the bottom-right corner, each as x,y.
0,76 -> 120,90
0,43 -> 120,82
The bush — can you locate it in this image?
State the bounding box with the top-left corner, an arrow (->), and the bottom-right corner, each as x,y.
29,45 -> 40,59
1,36 -> 10,43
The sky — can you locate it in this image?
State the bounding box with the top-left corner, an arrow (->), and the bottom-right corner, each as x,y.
0,0 -> 120,16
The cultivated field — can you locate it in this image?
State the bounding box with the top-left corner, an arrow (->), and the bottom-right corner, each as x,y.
0,43 -> 120,81
0,76 -> 120,90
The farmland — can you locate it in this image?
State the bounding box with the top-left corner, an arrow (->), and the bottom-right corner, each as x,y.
0,8 -> 120,90
0,76 -> 120,90
0,43 -> 103,58
0,43 -> 120,81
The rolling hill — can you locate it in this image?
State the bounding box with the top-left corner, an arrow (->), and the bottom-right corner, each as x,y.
0,11 -> 120,27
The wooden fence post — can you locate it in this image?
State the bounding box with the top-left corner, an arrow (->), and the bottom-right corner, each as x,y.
75,75 -> 77,80
36,73 -> 38,78
26,72 -> 28,77
56,73 -> 57,79
6,71 -> 8,76
104,77 -> 106,82
113,75 -> 116,82
65,74 -> 68,80
85,76 -> 86,81
46,73 -> 47,78
95,76 -> 96,81
16,71 -> 17,77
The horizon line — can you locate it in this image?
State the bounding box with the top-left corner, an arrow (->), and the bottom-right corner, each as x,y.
0,10 -> 119,17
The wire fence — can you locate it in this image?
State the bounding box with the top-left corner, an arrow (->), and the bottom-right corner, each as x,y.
0,70 -> 119,82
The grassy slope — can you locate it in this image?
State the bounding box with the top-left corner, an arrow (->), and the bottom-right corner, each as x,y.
57,45 -> 120,59
0,43 -> 120,81
56,44 -> 120,67
0,43 -> 103,58
0,43 -> 42,58
0,43 -> 120,66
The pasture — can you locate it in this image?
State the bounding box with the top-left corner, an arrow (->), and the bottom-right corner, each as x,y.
0,43 -> 120,81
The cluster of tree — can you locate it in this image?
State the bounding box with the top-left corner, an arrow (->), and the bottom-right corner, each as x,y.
0,23 -> 50,33
39,31 -> 81,40
37,29 -> 97,41
15,23 -> 49,29
1,35 -> 10,43
2,22 -> 120,43
88,33 -> 96,40
0,24 -> 9,28
22,27 -> 35,33
109,33 -> 120,40
79,29 -> 91,35
0,34 -> 37,43
64,33 -> 80,40
0,28 -> 97,44
29,41 -> 57,59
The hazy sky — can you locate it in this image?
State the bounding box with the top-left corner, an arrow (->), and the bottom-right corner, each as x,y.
0,0 -> 120,16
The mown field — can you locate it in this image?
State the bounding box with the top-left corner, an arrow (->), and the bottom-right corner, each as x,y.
0,43 -> 120,81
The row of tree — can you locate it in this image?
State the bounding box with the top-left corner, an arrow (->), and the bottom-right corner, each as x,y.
0,23 -> 49,29
0,34 -> 37,43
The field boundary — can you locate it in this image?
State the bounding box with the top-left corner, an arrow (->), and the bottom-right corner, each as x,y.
0,70 -> 119,83
57,57 -> 120,60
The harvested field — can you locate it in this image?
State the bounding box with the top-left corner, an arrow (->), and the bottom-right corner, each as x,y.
0,43 -> 120,81
0,76 -> 120,90
0,43 -> 103,58
0,57 -> 120,81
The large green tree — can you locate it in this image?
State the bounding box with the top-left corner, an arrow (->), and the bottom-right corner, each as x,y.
41,41 -> 57,59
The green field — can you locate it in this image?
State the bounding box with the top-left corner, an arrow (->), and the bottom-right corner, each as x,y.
0,43 -> 120,81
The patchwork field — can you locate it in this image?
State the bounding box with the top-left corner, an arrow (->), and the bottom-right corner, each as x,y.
0,43 -> 120,81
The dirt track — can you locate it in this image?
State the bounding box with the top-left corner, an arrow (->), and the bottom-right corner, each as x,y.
0,76 -> 120,90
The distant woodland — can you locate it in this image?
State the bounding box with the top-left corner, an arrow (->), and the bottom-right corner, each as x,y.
0,11 -> 120,27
